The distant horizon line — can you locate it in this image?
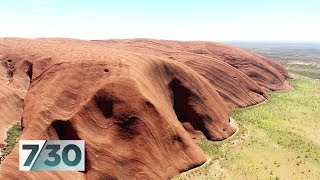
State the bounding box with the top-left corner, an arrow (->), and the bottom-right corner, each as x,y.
1,36 -> 320,44
224,40 -> 320,44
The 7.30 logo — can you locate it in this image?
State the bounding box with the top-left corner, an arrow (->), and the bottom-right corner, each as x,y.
19,140 -> 85,171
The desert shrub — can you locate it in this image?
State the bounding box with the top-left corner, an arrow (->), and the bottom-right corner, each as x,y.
2,122 -> 22,156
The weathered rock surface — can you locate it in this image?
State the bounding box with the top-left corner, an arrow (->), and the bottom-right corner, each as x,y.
0,38 -> 290,179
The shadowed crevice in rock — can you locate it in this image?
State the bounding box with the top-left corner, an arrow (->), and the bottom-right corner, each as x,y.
51,120 -> 89,174
19,60 -> 34,82
26,63 -> 33,82
51,120 -> 80,140
94,95 -> 113,119
169,78 -> 210,139
114,114 -> 140,140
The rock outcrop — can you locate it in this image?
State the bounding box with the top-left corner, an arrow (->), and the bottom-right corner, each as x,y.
0,38 -> 290,179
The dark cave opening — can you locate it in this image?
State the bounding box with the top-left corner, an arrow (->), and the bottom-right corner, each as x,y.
94,96 -> 113,119
26,63 -> 33,82
169,78 -> 210,139
51,120 -> 87,173
52,120 -> 80,140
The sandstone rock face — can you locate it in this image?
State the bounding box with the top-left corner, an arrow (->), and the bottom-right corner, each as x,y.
0,38 -> 290,179
93,39 -> 291,108
0,51 -> 31,146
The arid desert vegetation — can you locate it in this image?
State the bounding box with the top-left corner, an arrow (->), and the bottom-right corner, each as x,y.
175,43 -> 320,179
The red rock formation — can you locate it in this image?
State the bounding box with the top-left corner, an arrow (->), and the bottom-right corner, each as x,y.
143,39 -> 291,90
97,39 -> 291,91
0,38 -> 290,179
92,39 -> 273,108
0,52 -> 32,145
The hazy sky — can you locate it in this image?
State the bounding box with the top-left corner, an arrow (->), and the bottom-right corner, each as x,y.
0,0 -> 319,41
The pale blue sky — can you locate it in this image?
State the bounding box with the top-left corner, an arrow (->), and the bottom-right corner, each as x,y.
0,0 -> 319,41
